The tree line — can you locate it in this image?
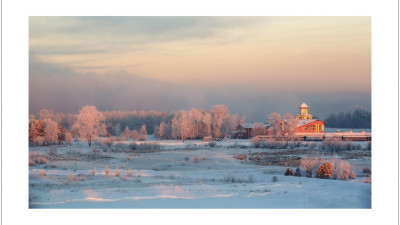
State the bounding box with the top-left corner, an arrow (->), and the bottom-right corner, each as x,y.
29,104 -> 247,146
324,107 -> 371,129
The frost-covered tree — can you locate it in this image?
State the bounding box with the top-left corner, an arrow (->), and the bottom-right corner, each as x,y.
44,119 -> 60,145
157,122 -> 165,139
65,132 -> 73,145
37,109 -> 55,121
29,119 -> 45,143
131,130 -> 139,141
211,105 -> 230,138
283,113 -> 298,139
74,105 -> 107,147
171,116 -> 180,140
189,108 -> 203,138
268,112 -> 282,137
139,124 -> 147,141
121,125 -> 131,140
202,112 -> 212,137
33,136 -> 45,146
252,122 -> 266,136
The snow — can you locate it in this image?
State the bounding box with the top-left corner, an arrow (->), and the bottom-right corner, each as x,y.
29,140 -> 371,209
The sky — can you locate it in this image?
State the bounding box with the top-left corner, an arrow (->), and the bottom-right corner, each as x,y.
29,16 -> 371,121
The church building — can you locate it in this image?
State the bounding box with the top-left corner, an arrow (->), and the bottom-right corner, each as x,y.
295,102 -> 325,133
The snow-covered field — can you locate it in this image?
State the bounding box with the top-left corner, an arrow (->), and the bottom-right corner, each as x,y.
29,139 -> 371,208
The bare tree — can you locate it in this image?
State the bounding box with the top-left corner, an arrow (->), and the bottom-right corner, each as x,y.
74,105 -> 107,147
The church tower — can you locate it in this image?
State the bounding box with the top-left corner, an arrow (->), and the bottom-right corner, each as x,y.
296,102 -> 313,120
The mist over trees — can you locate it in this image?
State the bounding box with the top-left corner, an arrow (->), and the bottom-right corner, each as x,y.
324,107 -> 371,129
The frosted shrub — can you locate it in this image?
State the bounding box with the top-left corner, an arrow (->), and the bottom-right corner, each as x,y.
338,160 -> 356,180
316,161 -> 332,179
284,168 -> 294,176
308,142 -> 317,150
38,170 -> 47,177
301,158 -> 319,178
139,142 -> 161,151
103,136 -> 115,147
320,138 -> 345,152
66,172 -> 75,180
29,159 -> 37,167
35,156 -> 48,164
125,170 -> 133,177
66,172 -> 85,182
90,169 -> 98,176
104,166 -> 111,176
208,141 -> 217,147
114,169 -> 122,177
114,143 -> 127,152
251,137 -> 262,148
190,157 -> 199,163
331,158 -> 357,180
48,148 -> 58,157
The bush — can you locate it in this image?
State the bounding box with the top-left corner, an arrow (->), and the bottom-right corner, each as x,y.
115,143 -> 127,152
29,159 -> 37,167
251,137 -> 262,148
90,169 -> 98,176
320,138 -> 346,152
208,141 -> 217,147
35,156 -> 48,164
38,170 -> 47,177
66,173 -> 85,182
284,168 -> 294,176
301,158 -> 319,178
125,170 -> 134,177
294,168 -> 302,177
331,158 -> 357,180
114,169 -> 122,177
104,166 -> 111,176
272,176 -> 278,182
48,148 -> 58,157
190,157 -> 199,163
103,136 -> 115,147
139,142 -> 161,150
316,162 -> 332,179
